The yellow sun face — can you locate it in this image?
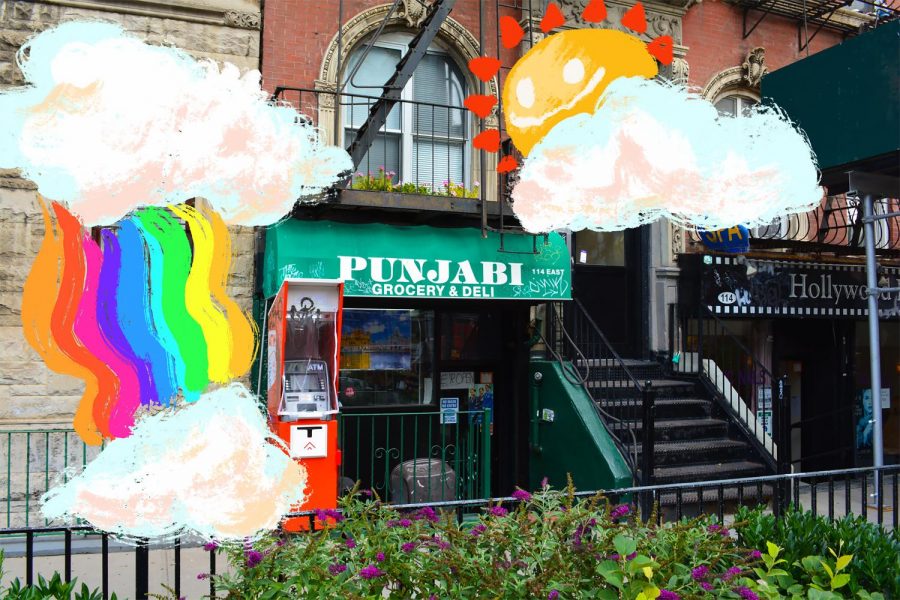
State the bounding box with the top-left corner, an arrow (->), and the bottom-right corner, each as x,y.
503,28 -> 658,157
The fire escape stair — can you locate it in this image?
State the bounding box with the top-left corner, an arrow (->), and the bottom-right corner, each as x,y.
345,0 -> 458,170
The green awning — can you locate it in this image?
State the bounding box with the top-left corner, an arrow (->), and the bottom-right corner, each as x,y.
762,20 -> 899,179
262,219 -> 571,301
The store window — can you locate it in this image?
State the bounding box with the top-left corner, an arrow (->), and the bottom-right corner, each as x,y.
339,309 -> 435,407
574,231 -> 625,267
440,312 -> 501,361
342,33 -> 469,189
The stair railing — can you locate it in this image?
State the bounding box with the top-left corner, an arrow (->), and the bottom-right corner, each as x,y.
544,300 -> 651,483
674,304 -> 780,472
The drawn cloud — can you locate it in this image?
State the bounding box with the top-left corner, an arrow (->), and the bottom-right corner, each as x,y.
0,22 -> 351,226
511,77 -> 823,233
41,384 -> 307,541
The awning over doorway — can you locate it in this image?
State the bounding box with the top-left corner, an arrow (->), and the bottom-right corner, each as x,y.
262,219 -> 571,301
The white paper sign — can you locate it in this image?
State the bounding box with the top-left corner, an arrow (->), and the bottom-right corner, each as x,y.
440,371 -> 474,390
267,330 -> 277,390
291,424 -> 328,458
440,398 -> 459,424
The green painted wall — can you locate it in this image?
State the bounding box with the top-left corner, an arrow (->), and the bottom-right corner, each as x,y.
528,360 -> 632,492
763,20 -> 899,172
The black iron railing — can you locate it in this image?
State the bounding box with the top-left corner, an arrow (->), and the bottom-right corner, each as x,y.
2,466 -> 897,599
272,87 -> 480,200
544,300 -> 651,482
673,304 -> 781,473
687,196 -> 900,255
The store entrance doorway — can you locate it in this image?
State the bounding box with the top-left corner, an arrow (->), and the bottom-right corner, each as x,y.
570,230 -> 644,357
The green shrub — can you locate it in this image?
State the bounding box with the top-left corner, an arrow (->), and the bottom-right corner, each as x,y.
735,505 -> 900,597
351,168 -> 479,198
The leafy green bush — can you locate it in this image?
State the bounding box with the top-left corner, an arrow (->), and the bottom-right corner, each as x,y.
200,484 -> 884,599
351,168 -> 479,198
0,550 -> 118,600
735,506 -> 900,597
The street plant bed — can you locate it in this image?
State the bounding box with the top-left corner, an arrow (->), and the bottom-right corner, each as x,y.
201,484 -> 897,600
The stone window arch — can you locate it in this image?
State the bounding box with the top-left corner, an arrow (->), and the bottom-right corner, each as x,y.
701,47 -> 767,108
315,3 -> 499,199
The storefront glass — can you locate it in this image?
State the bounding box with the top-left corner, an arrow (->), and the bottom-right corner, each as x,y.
338,309 -> 435,407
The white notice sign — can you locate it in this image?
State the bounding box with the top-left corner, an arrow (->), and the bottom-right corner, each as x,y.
291,424 -> 328,458
441,371 -> 474,390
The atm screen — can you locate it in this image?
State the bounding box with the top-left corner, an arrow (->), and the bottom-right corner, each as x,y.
282,360 -> 332,415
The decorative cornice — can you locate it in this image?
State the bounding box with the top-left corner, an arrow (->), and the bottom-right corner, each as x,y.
22,0 -> 261,29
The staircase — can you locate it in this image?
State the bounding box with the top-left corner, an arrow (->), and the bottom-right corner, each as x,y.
546,300 -> 776,493
591,359 -> 770,486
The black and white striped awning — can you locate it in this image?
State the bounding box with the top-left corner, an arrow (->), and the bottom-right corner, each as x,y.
701,256 -> 900,319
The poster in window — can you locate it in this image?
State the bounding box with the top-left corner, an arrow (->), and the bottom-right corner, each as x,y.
468,384 -> 494,432
341,310 -> 411,370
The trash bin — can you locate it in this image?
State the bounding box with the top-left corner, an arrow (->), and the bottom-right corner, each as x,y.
390,459 -> 456,504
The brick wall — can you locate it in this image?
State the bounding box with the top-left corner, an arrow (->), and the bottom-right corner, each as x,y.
261,0 -> 521,96
682,0 -> 845,91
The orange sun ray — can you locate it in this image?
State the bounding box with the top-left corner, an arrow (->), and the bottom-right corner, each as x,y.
647,36 -> 674,65
497,156 -> 519,173
621,2 -> 647,34
464,95 -> 498,119
468,57 -> 501,82
582,0 -> 607,23
474,129 -> 501,153
500,16 -> 525,49
540,3 -> 566,33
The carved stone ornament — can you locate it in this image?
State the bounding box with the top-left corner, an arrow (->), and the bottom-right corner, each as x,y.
671,56 -> 689,86
399,0 -> 432,28
224,11 -> 261,30
314,80 -> 337,110
741,47 -> 767,88
551,0 -> 685,44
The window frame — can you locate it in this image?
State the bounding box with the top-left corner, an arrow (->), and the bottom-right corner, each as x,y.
341,32 -> 472,189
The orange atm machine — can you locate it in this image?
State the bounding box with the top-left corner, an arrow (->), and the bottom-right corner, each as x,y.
266,278 -> 343,530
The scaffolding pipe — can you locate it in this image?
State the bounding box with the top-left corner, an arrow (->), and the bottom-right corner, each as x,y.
861,193 -> 883,503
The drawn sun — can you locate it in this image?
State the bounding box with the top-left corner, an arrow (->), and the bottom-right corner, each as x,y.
465,0 -> 673,168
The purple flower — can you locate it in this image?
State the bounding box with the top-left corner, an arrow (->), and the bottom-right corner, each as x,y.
609,504 -> 630,519
748,550 -> 762,560
375,552 -> 385,562
659,591 -> 680,600
540,477 -> 549,489
512,489 -> 532,502
490,506 -> 508,517
548,591 -> 559,600
328,563 -> 347,576
416,507 -> 439,523
316,508 -> 344,523
700,582 -> 713,591
196,573 -> 208,580
401,542 -> 417,553
245,550 -> 263,568
359,565 -> 384,580
608,554 -> 621,561
626,552 -> 637,560
345,537 -> 357,549
203,541 -> 218,552
691,565 -> 709,580
399,518 -> 412,527
722,567 -> 742,582
360,489 -> 374,497
470,524 -> 487,537
735,587 -> 759,600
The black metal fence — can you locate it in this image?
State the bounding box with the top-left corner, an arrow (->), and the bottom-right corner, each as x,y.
686,195 -> 900,255
1,466 -> 896,599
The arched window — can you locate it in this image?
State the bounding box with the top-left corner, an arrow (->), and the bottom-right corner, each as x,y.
342,32 -> 469,189
714,93 -> 759,118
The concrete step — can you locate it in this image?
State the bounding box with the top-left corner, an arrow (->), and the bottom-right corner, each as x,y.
604,397 -> 714,420
636,438 -> 751,466
610,418 -> 730,442
647,460 -> 769,485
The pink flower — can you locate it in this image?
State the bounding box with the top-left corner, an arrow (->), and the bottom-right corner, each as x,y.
245,550 -> 263,568
512,489 -> 532,502
749,550 -> 762,560
548,591 -> 559,600
375,552 -> 385,562
359,565 -> 383,579
609,504 -> 630,519
328,563 -> 347,576
659,591 -> 680,600
401,542 -> 416,553
691,565 -> 709,580
345,537 -> 357,549
722,567 -> 742,582
700,582 -> 713,591
736,587 -> 759,600
470,524 -> 487,537
490,506 -> 508,517
203,542 -> 218,552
